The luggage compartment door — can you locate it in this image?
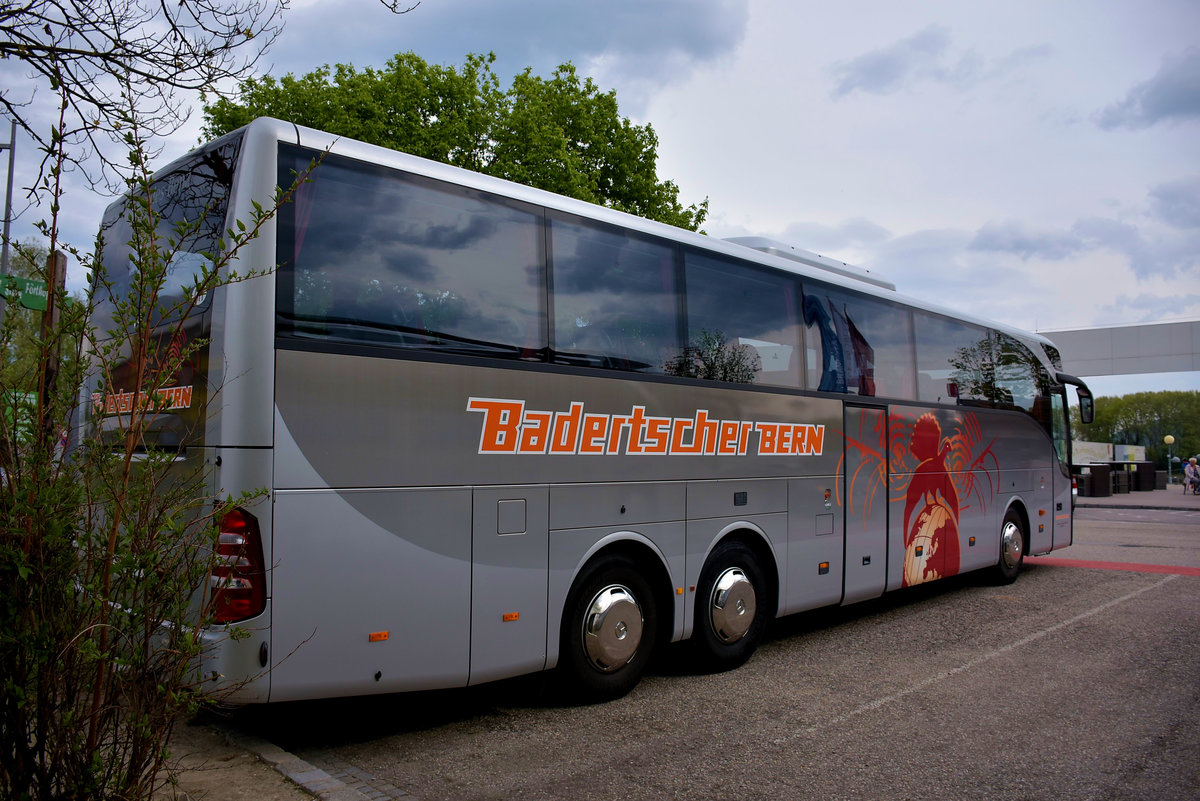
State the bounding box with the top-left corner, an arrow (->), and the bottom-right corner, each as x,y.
470,486 -> 549,685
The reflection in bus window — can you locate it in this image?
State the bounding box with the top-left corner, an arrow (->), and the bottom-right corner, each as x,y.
914,313 -> 991,404
94,136 -> 242,336
680,252 -> 801,387
803,286 -> 915,399
802,291 -> 844,392
277,146 -> 546,358
550,216 -> 680,373
912,310 -> 1054,417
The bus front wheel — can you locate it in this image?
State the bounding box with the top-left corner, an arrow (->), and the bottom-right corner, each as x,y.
993,508 -> 1026,585
559,555 -> 657,702
692,540 -> 767,670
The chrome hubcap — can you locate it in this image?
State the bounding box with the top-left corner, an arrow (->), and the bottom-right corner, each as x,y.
1001,521 -> 1023,569
582,584 -> 644,672
709,567 -> 756,643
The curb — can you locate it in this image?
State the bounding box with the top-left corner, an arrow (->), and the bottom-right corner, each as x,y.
1075,502 -> 1198,512
221,729 -> 376,801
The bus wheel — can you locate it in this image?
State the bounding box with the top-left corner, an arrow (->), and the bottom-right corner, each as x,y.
993,508 -> 1025,585
559,556 -> 657,702
693,540 -> 767,671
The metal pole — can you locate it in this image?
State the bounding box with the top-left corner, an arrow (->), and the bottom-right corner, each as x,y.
0,119 -> 16,328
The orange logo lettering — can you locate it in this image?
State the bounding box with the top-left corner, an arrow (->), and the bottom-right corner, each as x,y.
467,398 -> 825,458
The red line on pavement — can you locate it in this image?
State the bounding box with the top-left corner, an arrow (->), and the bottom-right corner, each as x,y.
1026,556 -> 1200,577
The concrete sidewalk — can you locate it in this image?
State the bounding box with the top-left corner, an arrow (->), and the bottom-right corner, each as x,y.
1075,485 -> 1200,512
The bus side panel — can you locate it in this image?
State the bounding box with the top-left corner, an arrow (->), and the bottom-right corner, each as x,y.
207,120 -> 281,450
783,477 -> 844,616
469,485 -> 549,686
885,406 -> 1055,591
269,487 -> 471,701
272,350 -> 844,490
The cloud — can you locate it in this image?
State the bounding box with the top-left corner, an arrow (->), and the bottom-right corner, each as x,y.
1071,216 -> 1199,279
1093,292 -> 1200,324
1096,47 -> 1200,130
1148,176 -> 1200,230
830,25 -> 954,97
272,0 -> 749,108
778,217 -> 891,255
992,44 -> 1056,76
867,228 -> 980,291
1071,217 -> 1142,252
964,213 -> 1197,280
570,1 -> 750,84
968,221 -> 1083,260
828,26 -> 1052,98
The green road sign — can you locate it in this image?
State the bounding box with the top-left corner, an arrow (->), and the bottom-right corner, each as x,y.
1,275 -> 48,311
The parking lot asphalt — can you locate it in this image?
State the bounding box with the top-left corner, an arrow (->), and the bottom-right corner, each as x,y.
183,495 -> 1200,801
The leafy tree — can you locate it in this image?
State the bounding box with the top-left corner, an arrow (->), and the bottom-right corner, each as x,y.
1072,390 -> 1200,469
665,329 -> 760,383
202,52 -> 709,231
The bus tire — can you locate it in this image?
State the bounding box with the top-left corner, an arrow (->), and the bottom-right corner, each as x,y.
993,508 -> 1025,585
692,539 -> 767,671
559,555 -> 657,702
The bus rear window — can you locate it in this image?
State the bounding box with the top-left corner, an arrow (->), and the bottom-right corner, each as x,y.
92,135 -> 242,338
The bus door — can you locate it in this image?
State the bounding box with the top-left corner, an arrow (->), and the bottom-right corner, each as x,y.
842,404 -> 888,604
1051,374 -> 1093,551
1049,388 -> 1074,550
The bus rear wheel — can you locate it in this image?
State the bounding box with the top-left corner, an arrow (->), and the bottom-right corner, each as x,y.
992,508 -> 1025,585
692,540 -> 767,671
559,555 -> 657,702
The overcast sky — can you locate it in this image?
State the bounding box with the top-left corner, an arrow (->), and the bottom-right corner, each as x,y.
5,0 -> 1199,396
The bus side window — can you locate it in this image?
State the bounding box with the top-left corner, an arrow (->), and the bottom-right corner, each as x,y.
679,251 -> 801,387
802,290 -> 845,393
993,333 -> 1045,416
549,215 -> 680,373
802,284 -> 915,399
277,146 -> 546,358
914,313 -> 991,404
804,316 -> 825,392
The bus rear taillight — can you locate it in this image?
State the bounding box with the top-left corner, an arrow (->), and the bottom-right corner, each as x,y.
211,508 -> 266,624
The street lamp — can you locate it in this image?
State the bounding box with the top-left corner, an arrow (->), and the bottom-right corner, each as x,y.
1164,435 -> 1175,485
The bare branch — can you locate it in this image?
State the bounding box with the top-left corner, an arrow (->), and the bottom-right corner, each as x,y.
1,0 -> 289,192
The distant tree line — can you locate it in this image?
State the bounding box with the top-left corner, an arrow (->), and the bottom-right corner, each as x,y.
1072,390 -> 1200,469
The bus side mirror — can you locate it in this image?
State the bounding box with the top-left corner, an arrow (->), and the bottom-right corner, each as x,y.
1055,372 -> 1094,425
1078,390 -> 1094,425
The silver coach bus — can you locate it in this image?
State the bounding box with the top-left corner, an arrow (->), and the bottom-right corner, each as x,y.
93,118 -> 1093,702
